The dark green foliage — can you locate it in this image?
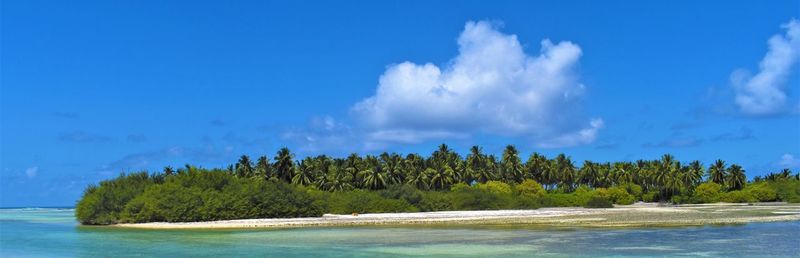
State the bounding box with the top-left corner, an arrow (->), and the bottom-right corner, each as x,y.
584,196 -> 613,208
380,184 -> 423,206
418,192 -> 455,211
77,170 -> 321,225
325,190 -> 417,214
75,172 -> 156,225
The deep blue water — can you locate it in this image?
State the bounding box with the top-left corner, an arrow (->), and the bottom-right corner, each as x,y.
1,208 -> 798,257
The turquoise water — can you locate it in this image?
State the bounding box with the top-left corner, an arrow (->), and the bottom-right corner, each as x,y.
1,208 -> 799,257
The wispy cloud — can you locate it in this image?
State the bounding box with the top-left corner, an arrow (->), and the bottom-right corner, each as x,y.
642,137 -> 704,148
96,146 -> 236,174
210,119 -> 226,127
777,153 -> 800,169
732,18 -> 800,116
58,131 -> 111,143
51,111 -> 80,119
126,134 -> 147,143
710,127 -> 755,142
25,166 -> 38,179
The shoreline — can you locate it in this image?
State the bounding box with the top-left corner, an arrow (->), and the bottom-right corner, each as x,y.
112,203 -> 800,230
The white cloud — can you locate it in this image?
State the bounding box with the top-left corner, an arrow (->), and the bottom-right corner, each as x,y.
351,21 -> 601,147
732,19 -> 800,116
778,153 -> 800,168
25,166 -> 38,179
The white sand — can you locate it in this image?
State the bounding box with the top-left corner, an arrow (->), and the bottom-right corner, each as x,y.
113,203 -> 800,229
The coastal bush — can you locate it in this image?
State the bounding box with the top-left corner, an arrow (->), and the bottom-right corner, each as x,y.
692,182 -> 722,204
419,192 -> 455,212
475,181 -> 512,196
618,183 -> 643,200
516,179 -> 546,199
767,179 -> 800,203
76,172 -> 157,225
584,196 -> 613,208
642,192 -> 658,203
327,190 -> 417,214
380,184 -> 423,206
538,193 -> 579,207
607,187 -> 635,205
745,183 -> 777,202
451,185 -> 514,210
79,170 -> 322,224
720,191 -> 756,203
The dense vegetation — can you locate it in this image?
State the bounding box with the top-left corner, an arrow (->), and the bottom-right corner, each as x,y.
77,144 -> 800,225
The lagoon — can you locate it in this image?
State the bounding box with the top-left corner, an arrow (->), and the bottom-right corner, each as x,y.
1,208 -> 799,257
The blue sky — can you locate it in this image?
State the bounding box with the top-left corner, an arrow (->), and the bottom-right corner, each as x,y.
2,0 -> 799,207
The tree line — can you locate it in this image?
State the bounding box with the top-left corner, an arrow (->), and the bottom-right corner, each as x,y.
202,144 -> 760,201
76,144 -> 800,225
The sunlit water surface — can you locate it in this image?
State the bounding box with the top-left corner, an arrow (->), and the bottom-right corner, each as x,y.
1,208 -> 798,257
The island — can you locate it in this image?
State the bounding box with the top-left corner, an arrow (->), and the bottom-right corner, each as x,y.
76,144 -> 800,228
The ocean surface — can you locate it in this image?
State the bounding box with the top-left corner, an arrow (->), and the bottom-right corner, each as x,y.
1,208 -> 798,257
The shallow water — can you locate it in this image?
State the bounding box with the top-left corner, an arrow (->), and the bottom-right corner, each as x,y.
1,208 -> 798,257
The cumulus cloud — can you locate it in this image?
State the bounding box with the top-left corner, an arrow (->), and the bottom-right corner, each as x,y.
732,19 -> 800,116
351,21 -> 600,147
778,153 -> 800,168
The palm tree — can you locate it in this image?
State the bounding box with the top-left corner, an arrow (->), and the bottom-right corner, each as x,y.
235,155 -> 254,178
255,156 -> 271,179
427,163 -> 456,190
612,162 -> 632,185
579,161 -> 599,187
525,153 -> 548,183
553,154 -> 576,191
320,166 -> 352,192
292,157 -> 315,186
684,160 -> 703,190
726,164 -> 746,191
360,156 -> 386,190
163,166 -> 175,176
381,153 -> 404,185
501,145 -> 524,183
708,159 -> 727,185
405,154 -> 430,190
274,147 -> 295,182
465,145 -> 486,184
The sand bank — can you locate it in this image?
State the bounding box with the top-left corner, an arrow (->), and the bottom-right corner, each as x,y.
113,203 -> 800,229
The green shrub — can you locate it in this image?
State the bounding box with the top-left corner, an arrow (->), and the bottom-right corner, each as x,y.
745,183 -> 777,202
584,196 -> 613,208
475,181 -> 512,195
692,182 -> 722,204
327,190 -> 417,214
380,184 -> 423,206
642,192 -> 658,202
516,179 -> 546,199
419,192 -> 454,211
450,185 -> 513,210
76,172 -> 156,225
619,183 -> 643,199
608,187 -> 635,205
767,179 -> 800,203
721,191 -> 756,203
538,193 -> 579,207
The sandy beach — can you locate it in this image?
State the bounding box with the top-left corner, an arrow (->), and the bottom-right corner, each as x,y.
112,203 -> 800,229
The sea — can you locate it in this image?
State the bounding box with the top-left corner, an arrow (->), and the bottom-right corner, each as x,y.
1,208 -> 798,257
